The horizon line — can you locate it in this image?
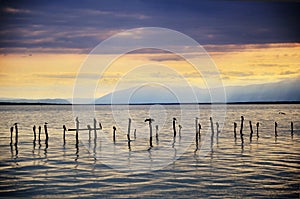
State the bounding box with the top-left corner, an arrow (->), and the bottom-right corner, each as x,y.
1,101 -> 300,106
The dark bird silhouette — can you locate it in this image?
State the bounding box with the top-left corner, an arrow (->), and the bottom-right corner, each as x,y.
145,118 -> 155,122
279,112 -> 286,115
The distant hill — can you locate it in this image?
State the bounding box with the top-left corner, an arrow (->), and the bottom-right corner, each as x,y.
0,98 -> 71,104
95,78 -> 300,104
1,78 -> 298,105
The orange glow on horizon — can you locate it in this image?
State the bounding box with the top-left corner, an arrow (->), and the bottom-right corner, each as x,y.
0,43 -> 299,99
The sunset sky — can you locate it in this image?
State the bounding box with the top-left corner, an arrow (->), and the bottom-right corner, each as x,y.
0,0 -> 299,100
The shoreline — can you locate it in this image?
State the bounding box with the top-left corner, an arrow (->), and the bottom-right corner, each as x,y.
1,101 -> 300,106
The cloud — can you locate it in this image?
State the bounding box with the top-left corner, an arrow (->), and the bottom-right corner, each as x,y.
78,9 -> 150,19
223,71 -> 254,77
148,54 -> 184,62
35,73 -> 121,80
2,7 -> 31,14
0,1 -> 299,54
279,70 -> 299,75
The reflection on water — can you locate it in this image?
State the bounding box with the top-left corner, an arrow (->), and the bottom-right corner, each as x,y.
0,104 -> 299,198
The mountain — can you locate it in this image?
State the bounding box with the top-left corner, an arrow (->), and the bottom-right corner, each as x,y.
0,98 -> 71,104
225,78 -> 300,102
95,78 -> 300,104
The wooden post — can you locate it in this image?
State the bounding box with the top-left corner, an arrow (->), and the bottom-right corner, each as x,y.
173,118 -> 177,137
249,121 -> 253,143
256,122 -> 259,138
127,118 -> 131,141
145,118 -> 154,147
33,125 -> 36,149
38,126 -> 41,145
75,117 -> 79,144
63,125 -> 67,144
93,118 -> 97,140
10,126 -> 13,145
44,123 -> 48,143
240,116 -> 244,144
33,125 -> 36,142
195,117 -> 199,137
275,122 -> 278,137
149,120 -> 153,147
113,126 -> 116,143
234,122 -> 237,140
155,125 -> 159,141
195,127 -> 199,148
178,125 -> 182,137
291,122 -> 293,136
210,117 -> 214,141
14,123 -> 18,146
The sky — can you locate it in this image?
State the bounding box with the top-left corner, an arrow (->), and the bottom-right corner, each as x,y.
0,0 -> 299,100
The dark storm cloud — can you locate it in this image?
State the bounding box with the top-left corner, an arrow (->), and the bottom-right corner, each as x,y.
0,0 -> 299,54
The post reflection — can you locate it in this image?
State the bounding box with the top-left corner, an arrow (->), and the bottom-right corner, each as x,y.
75,134 -> 79,162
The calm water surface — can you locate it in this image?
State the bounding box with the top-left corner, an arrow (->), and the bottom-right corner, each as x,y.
0,104 -> 299,198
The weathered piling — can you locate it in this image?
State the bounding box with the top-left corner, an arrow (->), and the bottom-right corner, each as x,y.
33,125 -> 36,142
75,117 -> 79,143
10,126 -> 13,145
93,118 -> 97,139
38,126 -> 41,144
127,118 -> 131,141
44,123 -> 48,143
275,122 -> 278,137
14,123 -> 18,146
173,118 -> 177,137
145,118 -> 154,148
112,126 -> 116,143
198,123 -> 201,139
256,122 -> 259,138
249,121 -> 253,143
196,123 -> 201,148
155,125 -> 159,141
210,117 -> 214,141
63,125 -> 67,144
234,122 -> 237,140
195,128 -> 199,148
209,117 -> 214,152
195,117 -> 199,137
240,116 -> 244,144
178,125 -> 182,137
291,122 -> 293,136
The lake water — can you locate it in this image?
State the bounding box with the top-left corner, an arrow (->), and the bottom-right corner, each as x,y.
0,104 -> 299,198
